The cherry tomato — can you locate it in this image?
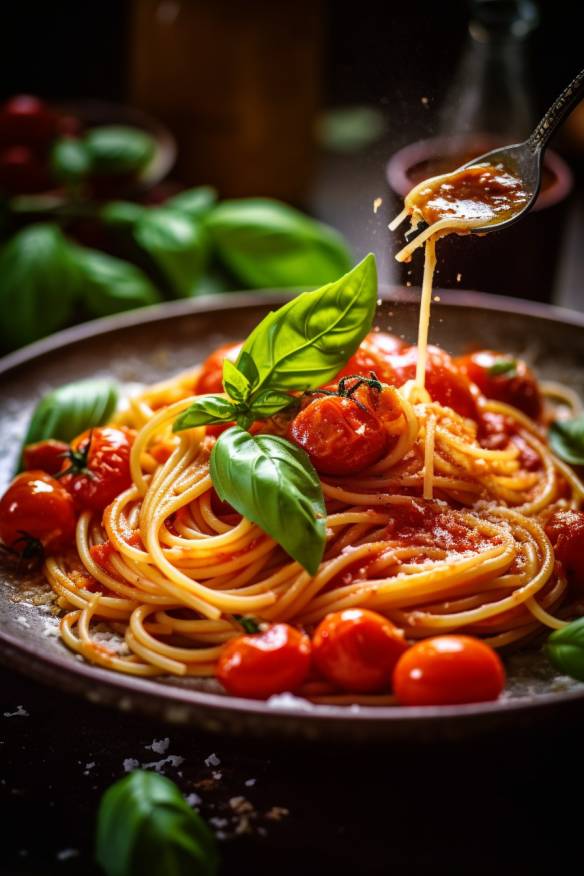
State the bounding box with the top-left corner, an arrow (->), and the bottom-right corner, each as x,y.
312,609 -> 409,693
288,377 -> 401,476
545,510 -> 584,591
0,95 -> 57,149
217,623 -> 311,699
23,439 -> 69,475
58,427 -> 134,512
194,341 -> 243,395
392,635 -> 505,706
0,145 -> 49,194
336,331 -> 406,383
456,350 -> 542,420
0,471 -> 77,555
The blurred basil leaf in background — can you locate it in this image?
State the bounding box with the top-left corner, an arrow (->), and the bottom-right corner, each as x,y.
100,200 -> 147,231
85,126 -> 155,177
0,223 -> 80,351
72,246 -> 161,318
205,198 -> 352,288
316,105 -> 387,154
167,186 -> 218,222
134,207 -> 208,297
50,137 -> 92,184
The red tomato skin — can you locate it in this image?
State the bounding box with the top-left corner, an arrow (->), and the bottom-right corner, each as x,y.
0,145 -> 50,194
385,345 -> 479,420
0,471 -> 77,553
0,95 -> 58,149
59,427 -> 134,512
456,350 -> 542,420
23,440 -> 69,475
312,609 -> 409,693
194,341 -> 243,395
545,510 -> 584,591
336,332 -> 406,383
217,623 -> 311,700
393,635 -> 505,706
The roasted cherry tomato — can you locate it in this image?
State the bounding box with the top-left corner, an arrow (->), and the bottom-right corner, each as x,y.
23,439 -> 69,475
392,635 -> 505,706
455,350 -> 542,420
545,510 -> 584,592
288,376 -> 401,476
336,331 -> 406,383
58,426 -> 134,512
217,623 -> 311,699
312,608 -> 409,693
194,341 -> 243,395
0,94 -> 58,149
0,471 -> 77,555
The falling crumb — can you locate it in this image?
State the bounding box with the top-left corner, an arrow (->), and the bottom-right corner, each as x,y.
186,792 -> 202,807
229,796 -> 254,815
142,755 -> 184,773
235,815 -> 253,835
210,817 -> 229,829
146,738 -> 170,755
3,705 -> 29,718
406,281 -> 412,287
421,96 -> 429,106
204,753 -> 221,768
212,771 -> 222,781
433,295 -> 441,302
195,778 -> 217,791
265,806 -> 290,822
456,273 -> 462,283
83,762 -> 96,776
373,197 -> 383,213
245,778 -> 256,787
56,849 -> 79,862
123,758 -> 140,773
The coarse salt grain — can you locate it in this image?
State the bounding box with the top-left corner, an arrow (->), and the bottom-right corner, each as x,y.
123,758 -> 140,773
146,737 -> 170,755
204,753 -> 220,767
186,792 -> 202,807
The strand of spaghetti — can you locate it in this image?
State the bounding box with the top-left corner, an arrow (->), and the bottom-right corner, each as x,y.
416,235 -> 437,389
423,413 -> 436,499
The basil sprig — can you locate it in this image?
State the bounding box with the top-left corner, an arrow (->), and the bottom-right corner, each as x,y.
211,427 -> 327,575
545,617 -> 584,681
549,415 -> 584,466
173,254 -> 377,572
96,770 -> 219,876
488,358 -> 517,377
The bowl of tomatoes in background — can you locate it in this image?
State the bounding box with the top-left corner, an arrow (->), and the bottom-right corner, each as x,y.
0,94 -> 176,202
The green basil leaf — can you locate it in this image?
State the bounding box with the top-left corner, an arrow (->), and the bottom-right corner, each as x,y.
96,770 -> 219,876
222,359 -> 250,403
167,186 -> 218,221
100,200 -> 147,230
134,208 -> 208,298
545,617 -> 584,681
84,125 -> 155,176
248,389 -> 296,419
210,427 -> 326,574
236,351 -> 259,387
72,246 -> 161,318
549,415 -> 584,466
173,395 -> 237,432
205,198 -> 352,288
0,224 -> 80,352
488,359 -> 517,377
50,137 -> 92,183
20,377 -> 118,469
237,253 -> 377,394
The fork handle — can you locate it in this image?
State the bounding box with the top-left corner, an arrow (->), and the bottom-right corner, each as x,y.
528,66 -> 584,152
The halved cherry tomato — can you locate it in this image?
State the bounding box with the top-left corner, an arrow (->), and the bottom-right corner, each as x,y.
0,471 -> 77,555
287,377 -> 401,476
336,331 -> 406,383
194,341 -> 243,395
217,623 -> 311,699
312,608 -> 409,693
545,509 -> 584,592
392,635 -> 505,706
58,426 -> 134,512
455,350 -> 542,420
23,439 -> 69,475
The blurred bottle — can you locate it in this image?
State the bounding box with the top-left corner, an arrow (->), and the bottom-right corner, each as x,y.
128,0 -> 323,203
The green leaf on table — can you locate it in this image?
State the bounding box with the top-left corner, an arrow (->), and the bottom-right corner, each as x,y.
205,197 -> 352,288
545,617 -> 584,681
100,200 -> 147,230
20,377 -> 118,468
210,427 -> 326,574
134,208 -> 208,298
84,125 -> 155,177
173,395 -> 237,432
167,186 -> 218,221
549,415 -> 584,466
72,246 -> 161,318
0,223 -> 80,351
96,770 -> 219,876
50,137 -> 92,184
237,253 -> 377,394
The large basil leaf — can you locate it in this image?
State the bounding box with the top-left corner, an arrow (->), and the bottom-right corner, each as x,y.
167,186 -> 218,221
84,125 -> 155,176
173,395 -> 237,431
0,223 -> 80,351
96,771 -> 219,876
205,198 -> 352,288
134,208 -> 208,298
549,416 -> 584,466
72,246 -> 161,317
20,378 -> 118,466
210,427 -> 326,574
236,253 -> 377,394
545,618 -> 584,681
